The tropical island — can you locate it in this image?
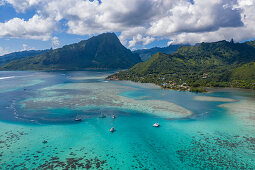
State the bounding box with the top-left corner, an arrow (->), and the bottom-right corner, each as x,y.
2,1 -> 255,169
1,33 -> 255,93
107,39 -> 255,92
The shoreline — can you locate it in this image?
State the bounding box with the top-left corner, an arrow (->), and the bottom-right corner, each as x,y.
206,87 -> 255,93
107,79 -> 255,94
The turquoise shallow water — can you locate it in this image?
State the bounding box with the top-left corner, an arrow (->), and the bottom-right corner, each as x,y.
0,71 -> 255,169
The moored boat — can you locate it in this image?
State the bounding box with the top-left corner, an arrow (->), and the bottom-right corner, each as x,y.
112,114 -> 116,119
153,122 -> 160,127
110,127 -> 115,132
74,118 -> 82,121
74,114 -> 82,121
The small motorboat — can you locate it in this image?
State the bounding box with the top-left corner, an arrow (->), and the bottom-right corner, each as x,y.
74,114 -> 82,121
112,114 -> 116,119
74,118 -> 82,121
153,122 -> 160,127
109,127 -> 115,132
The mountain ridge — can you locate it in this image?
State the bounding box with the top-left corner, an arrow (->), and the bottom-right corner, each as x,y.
133,44 -> 185,61
0,50 -> 48,66
0,33 -> 141,70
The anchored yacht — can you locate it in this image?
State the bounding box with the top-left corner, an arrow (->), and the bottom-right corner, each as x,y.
153,122 -> 160,127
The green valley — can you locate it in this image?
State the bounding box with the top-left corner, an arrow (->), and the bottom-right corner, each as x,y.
133,45 -> 184,61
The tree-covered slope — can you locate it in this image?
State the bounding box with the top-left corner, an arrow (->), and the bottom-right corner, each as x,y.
0,50 -> 48,66
108,40 -> 255,91
1,33 -> 141,70
128,52 -> 195,75
246,40 -> 255,48
231,62 -> 255,80
176,40 -> 255,65
133,45 -> 184,61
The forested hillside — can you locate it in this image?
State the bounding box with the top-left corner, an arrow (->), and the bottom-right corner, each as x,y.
108,40 -> 255,92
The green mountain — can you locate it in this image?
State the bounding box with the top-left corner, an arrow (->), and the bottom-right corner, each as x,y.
0,50 -> 48,66
1,33 -> 141,70
108,40 -> 255,91
246,40 -> 255,48
133,45 -> 184,61
232,62 -> 255,80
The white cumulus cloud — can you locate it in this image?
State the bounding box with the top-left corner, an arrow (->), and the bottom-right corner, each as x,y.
22,44 -> 34,51
51,36 -> 60,49
128,34 -> 155,47
0,14 -> 56,40
1,0 -> 255,46
0,46 -> 9,56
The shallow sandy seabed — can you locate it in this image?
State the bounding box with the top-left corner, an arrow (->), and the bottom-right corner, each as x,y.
1,72 -> 255,169
194,96 -> 237,102
21,82 -> 192,119
69,75 -> 108,80
0,79 -> 43,93
220,100 -> 255,127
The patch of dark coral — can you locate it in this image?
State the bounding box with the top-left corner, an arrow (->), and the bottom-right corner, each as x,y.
176,132 -> 255,169
37,156 -> 107,169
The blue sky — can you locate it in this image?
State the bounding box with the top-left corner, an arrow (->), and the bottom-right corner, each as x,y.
0,0 -> 254,55
0,4 -> 90,52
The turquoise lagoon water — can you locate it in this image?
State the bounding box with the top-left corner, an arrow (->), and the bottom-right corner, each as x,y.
0,71 -> 254,169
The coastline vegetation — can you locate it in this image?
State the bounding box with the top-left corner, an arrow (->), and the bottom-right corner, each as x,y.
107,40 -> 255,92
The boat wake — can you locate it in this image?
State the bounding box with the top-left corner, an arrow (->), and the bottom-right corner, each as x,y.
10,100 -> 20,119
0,75 -> 31,80
8,100 -> 39,123
0,76 -> 16,80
